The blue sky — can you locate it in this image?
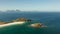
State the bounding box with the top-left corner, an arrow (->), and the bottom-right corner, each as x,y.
0,0 -> 60,11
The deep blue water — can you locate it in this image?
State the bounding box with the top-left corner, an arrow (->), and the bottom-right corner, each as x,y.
0,12 -> 60,34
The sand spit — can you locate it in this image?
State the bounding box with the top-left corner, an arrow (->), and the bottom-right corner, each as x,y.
0,22 -> 25,28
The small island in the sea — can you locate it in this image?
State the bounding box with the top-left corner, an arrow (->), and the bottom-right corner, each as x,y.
11,18 -> 32,22
0,18 -> 47,28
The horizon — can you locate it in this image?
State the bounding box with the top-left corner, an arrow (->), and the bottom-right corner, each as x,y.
0,10 -> 60,12
0,9 -> 60,12
0,0 -> 60,12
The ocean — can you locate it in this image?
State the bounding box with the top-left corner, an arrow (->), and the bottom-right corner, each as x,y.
0,12 -> 60,34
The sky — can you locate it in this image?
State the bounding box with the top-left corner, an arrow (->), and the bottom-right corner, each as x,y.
0,0 -> 60,11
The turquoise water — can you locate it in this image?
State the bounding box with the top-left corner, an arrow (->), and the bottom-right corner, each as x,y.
0,22 -> 52,34
0,12 -> 60,34
0,22 -> 59,34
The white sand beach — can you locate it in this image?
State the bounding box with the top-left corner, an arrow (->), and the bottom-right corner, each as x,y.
0,22 -> 25,28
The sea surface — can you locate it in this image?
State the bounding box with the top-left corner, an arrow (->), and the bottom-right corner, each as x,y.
0,11 -> 60,34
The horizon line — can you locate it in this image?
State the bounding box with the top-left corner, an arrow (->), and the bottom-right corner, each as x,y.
0,9 -> 60,12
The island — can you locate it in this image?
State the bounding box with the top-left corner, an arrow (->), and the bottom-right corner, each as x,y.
11,18 -> 32,22
0,18 -> 47,28
28,23 -> 47,28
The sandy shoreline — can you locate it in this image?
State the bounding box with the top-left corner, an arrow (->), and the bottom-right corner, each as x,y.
0,22 -> 25,28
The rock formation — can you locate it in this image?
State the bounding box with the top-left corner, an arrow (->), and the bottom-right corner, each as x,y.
28,23 -> 47,28
0,21 -> 7,25
11,18 -> 32,22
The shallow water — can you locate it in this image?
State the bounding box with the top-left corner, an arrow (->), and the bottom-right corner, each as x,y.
0,22 -> 59,34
